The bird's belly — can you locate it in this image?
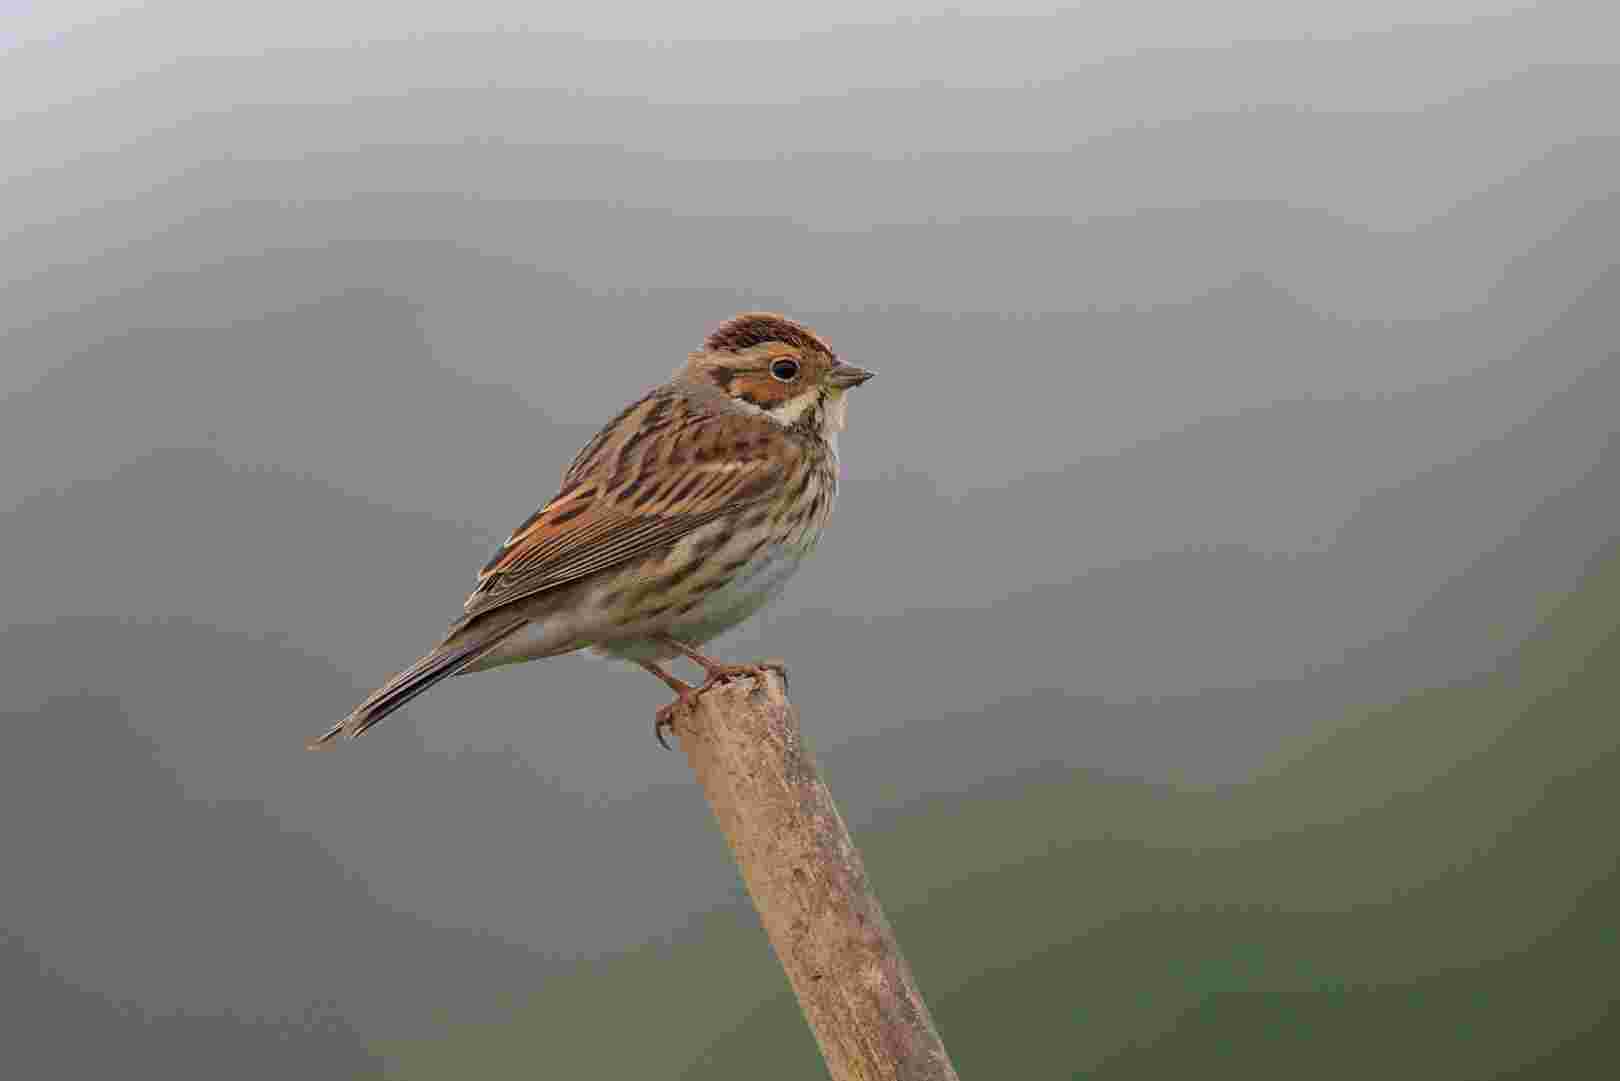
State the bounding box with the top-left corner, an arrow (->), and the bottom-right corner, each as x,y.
596,540 -> 811,663
671,542 -> 805,640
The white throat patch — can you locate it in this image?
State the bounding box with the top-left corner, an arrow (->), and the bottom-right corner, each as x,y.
734,388 -> 845,457
822,388 -> 849,434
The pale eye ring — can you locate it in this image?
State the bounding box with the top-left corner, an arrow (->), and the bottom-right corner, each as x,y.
770,357 -> 801,382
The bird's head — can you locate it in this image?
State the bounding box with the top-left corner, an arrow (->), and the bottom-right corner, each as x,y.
681,312 -> 875,437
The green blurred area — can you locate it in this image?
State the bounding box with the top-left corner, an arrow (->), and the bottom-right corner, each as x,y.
383,544 -> 1618,1079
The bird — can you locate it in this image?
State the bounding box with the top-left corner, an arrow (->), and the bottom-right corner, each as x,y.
309,312 -> 875,750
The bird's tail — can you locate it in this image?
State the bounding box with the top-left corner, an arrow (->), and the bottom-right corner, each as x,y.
307,615 -> 527,749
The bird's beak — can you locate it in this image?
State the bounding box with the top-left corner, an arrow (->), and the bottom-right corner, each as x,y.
827,364 -> 876,389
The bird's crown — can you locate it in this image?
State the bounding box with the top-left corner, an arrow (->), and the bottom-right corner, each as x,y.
704,312 -> 836,358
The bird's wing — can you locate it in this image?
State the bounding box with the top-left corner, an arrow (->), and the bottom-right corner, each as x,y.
457,390 -> 794,625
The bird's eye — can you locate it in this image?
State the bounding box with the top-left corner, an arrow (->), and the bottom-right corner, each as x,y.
770,358 -> 800,382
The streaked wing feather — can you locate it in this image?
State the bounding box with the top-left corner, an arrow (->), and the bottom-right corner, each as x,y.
458,392 -> 791,624
460,500 -> 765,622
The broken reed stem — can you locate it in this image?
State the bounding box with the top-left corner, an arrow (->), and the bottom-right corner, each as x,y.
673,667 -> 959,1081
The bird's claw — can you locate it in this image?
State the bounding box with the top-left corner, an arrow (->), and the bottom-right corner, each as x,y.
697,663 -> 760,692
654,692 -> 697,750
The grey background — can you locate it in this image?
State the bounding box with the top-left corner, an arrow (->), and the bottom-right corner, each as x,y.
4,2 -> 1617,1076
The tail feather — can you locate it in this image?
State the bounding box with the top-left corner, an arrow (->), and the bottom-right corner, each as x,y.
307,616 -> 526,749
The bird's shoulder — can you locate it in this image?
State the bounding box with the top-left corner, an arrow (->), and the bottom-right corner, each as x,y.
560,381 -> 795,488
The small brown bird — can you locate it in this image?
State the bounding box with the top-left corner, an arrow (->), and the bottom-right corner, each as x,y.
310,313 -> 874,749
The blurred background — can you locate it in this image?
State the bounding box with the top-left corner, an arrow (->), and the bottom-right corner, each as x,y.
4,1 -> 1617,1077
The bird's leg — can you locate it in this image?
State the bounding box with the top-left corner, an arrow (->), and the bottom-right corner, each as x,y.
636,659 -> 697,750
654,635 -> 788,692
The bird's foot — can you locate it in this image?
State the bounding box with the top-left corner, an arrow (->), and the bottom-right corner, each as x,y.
641,648 -> 789,748
657,661 -> 785,747
655,635 -> 787,692
696,659 -> 788,694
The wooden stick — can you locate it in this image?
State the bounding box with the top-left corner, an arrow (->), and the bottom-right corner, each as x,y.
673,666 -> 960,1081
